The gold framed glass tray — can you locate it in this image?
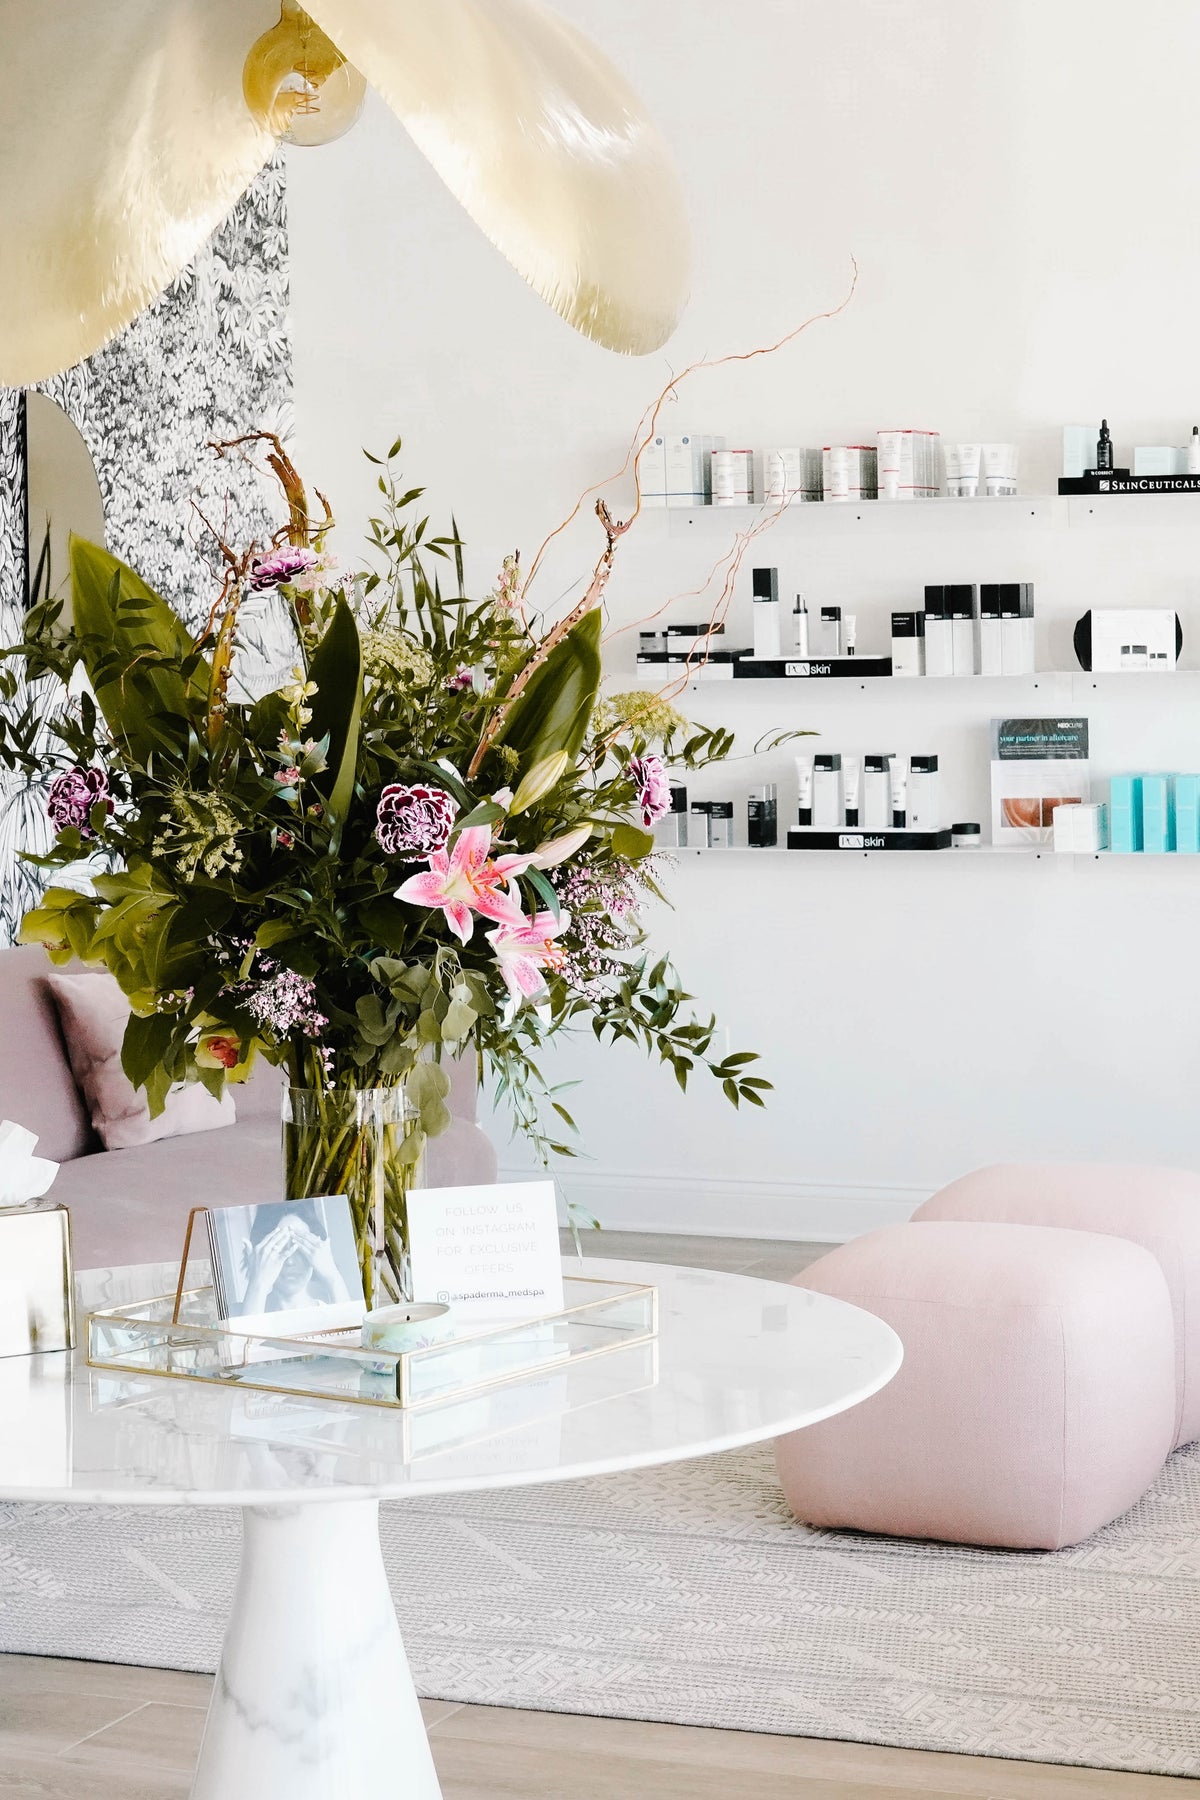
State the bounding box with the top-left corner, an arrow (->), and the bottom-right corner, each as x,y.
86,1276 -> 658,1411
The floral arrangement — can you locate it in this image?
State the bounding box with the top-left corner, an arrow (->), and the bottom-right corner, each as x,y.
0,432 -> 768,1295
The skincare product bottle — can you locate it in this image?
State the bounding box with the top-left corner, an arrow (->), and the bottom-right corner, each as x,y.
844,614 -> 858,657
1096,419 -> 1113,472
982,442 -> 1019,497
890,611 -> 925,677
978,586 -> 1004,676
638,434 -> 669,508
1189,428 -> 1200,475
944,443 -> 982,498
812,754 -> 843,830
952,821 -> 981,848
1000,582 -> 1036,675
817,605 -> 843,658
863,755 -> 892,829
712,448 -> 753,506
908,755 -> 940,830
842,757 -> 862,827
747,784 -> 778,847
949,585 -> 978,675
890,760 -> 908,828
708,801 -> 734,849
751,566 -> 782,659
791,594 -> 810,657
1062,426 -> 1093,480
923,586 -> 955,677
795,756 -> 814,827
689,802 -> 712,849
653,786 -> 689,849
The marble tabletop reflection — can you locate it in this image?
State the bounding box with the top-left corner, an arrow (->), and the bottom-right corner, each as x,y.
0,1258 -> 901,1507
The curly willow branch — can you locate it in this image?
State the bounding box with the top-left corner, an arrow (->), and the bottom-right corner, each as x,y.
519,258 -> 860,606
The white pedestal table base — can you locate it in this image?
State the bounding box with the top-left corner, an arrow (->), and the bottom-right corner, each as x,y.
191,1499 -> 442,1800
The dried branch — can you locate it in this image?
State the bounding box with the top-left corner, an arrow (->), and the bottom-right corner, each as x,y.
520,258 -> 859,606
208,431 -> 317,548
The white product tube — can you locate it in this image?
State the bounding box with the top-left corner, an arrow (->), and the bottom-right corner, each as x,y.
812,761 -> 843,830
843,614 -> 857,657
842,756 -> 862,826
863,758 -> 891,830
794,756 -> 814,825
982,442 -> 1019,497
889,762 -> 908,828
944,443 -> 982,498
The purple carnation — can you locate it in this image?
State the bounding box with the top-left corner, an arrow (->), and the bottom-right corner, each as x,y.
248,546 -> 319,592
628,753 -> 671,827
375,783 -> 458,857
46,766 -> 109,837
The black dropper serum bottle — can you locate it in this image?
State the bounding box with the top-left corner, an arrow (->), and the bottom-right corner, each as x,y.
1096,419 -> 1114,472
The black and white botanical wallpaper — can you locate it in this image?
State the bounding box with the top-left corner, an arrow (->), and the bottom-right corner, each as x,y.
0,159 -> 295,942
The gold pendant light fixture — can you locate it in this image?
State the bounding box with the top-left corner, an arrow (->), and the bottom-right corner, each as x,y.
243,3 -> 367,148
0,0 -> 689,385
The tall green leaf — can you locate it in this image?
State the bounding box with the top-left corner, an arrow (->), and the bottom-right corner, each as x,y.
69,536 -> 208,767
307,595 -> 363,828
497,610 -> 602,775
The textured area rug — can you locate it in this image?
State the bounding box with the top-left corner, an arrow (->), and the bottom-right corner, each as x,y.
3,1442 -> 1199,1778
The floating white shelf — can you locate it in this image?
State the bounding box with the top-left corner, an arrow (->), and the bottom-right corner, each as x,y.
650,492 -> 1200,534
658,494 -> 1061,535
676,846 -> 1188,862
631,669 -> 1200,697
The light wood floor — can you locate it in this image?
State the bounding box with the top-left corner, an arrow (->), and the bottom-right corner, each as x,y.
1,1230 -> 1193,1800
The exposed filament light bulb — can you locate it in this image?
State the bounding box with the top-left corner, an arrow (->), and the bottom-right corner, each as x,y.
243,1 -> 366,148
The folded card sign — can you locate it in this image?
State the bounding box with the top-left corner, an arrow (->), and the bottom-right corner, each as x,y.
406,1182 -> 564,1322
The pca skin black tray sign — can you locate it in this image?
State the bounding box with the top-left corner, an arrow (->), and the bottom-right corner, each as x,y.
734,656 -> 893,680
785,828 -> 954,851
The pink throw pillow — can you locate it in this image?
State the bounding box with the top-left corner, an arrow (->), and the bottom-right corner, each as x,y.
46,971 -> 235,1152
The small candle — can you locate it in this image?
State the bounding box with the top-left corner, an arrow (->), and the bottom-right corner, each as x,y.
361,1301 -> 456,1355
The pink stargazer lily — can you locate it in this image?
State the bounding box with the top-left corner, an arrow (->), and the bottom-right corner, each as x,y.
486,909 -> 571,1003
394,825 -> 531,944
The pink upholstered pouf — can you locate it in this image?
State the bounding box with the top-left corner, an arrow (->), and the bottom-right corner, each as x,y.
775,1222 -> 1175,1550
915,1164 -> 1200,1447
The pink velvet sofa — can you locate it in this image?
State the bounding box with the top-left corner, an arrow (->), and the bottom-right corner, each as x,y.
0,944 -> 497,1269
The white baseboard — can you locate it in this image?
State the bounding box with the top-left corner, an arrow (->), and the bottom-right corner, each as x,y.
498,1164 -> 926,1243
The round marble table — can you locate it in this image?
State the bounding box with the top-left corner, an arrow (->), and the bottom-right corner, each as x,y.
0,1258 -> 901,1800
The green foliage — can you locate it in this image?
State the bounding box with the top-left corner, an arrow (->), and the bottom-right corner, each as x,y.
306,594 -> 363,829
496,609 -> 602,778
69,536 -> 207,767
0,440 -> 772,1156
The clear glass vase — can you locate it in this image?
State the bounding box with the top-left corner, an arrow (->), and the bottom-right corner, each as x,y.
282,1087 -> 423,1308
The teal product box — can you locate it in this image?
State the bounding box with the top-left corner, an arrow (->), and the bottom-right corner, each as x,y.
1108,775 -> 1143,852
1175,775 -> 1200,853
1141,774 -> 1175,853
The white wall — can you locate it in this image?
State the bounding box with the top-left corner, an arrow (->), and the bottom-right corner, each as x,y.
289,0 -> 1200,1238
